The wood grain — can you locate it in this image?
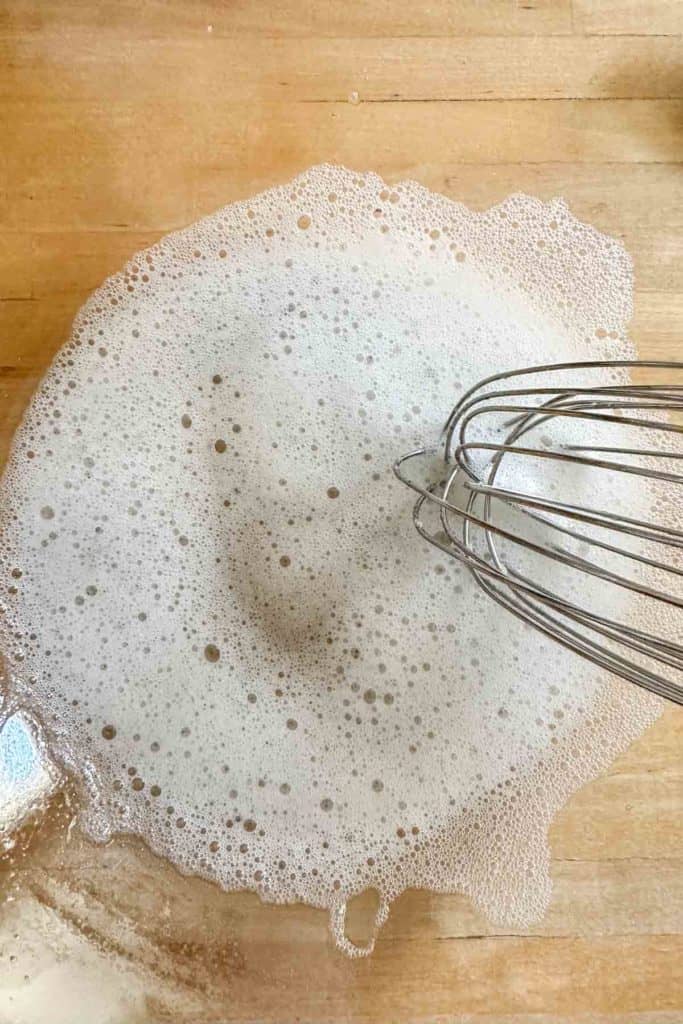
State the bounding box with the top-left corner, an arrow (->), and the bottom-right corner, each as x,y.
0,0 -> 575,39
574,0 -> 683,36
0,2 -> 681,1022
1,35 -> 680,102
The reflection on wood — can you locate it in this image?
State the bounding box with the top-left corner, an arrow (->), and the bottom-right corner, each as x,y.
1,712 -> 680,1021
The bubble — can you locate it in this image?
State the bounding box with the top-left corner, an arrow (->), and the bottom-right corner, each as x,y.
204,644 -> 220,663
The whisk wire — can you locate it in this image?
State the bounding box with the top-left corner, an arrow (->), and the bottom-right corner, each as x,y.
395,360 -> 683,705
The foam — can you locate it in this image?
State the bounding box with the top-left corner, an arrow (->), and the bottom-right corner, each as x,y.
0,166 -> 662,954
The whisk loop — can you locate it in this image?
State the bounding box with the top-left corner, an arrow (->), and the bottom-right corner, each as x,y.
394,361 -> 683,704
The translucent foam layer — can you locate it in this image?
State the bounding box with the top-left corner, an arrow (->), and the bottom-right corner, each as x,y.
0,166 -> 661,954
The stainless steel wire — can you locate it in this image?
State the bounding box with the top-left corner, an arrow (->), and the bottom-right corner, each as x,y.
394,361 -> 683,704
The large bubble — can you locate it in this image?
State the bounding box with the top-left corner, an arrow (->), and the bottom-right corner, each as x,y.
0,165 -> 661,954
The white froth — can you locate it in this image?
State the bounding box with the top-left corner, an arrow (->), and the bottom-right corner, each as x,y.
0,166 -> 662,954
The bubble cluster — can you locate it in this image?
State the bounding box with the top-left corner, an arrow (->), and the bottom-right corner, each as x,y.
0,165 -> 662,956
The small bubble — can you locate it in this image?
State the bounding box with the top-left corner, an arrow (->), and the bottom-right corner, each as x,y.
40,506 -> 54,520
181,413 -> 192,428
215,439 -> 227,453
297,215 -> 311,230
286,718 -> 298,730
204,644 -> 220,662
101,725 -> 116,740
326,486 -> 340,499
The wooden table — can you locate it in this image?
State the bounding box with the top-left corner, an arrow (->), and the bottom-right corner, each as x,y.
0,3 -> 681,1021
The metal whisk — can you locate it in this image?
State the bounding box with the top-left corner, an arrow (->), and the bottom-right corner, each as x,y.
394,361 -> 683,704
